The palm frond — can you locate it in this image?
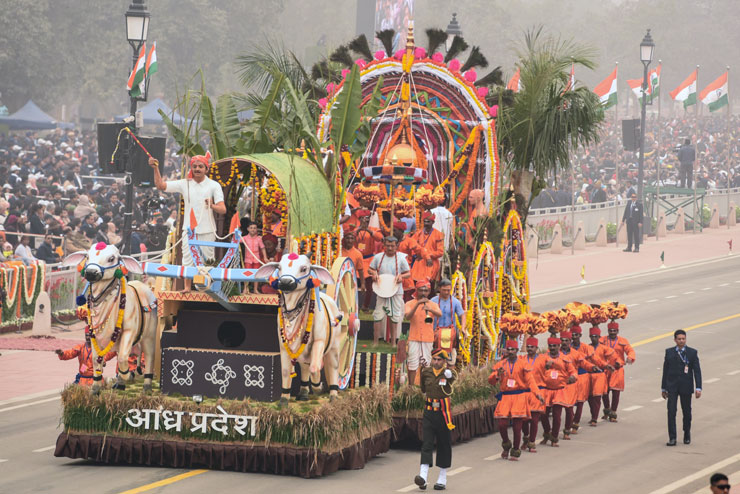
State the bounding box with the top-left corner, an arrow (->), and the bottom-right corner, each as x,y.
236,38 -> 308,96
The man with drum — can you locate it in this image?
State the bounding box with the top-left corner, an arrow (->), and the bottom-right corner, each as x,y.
431,278 -> 466,367
368,236 -> 411,348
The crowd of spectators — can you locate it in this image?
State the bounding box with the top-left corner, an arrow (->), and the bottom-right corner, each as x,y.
531,115 -> 740,209
0,128 -> 180,265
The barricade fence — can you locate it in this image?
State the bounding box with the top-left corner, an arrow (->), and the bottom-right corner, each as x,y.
528,187 -> 740,246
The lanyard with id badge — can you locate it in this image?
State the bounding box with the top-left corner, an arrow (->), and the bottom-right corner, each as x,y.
506,360 -> 516,388
677,348 -> 689,374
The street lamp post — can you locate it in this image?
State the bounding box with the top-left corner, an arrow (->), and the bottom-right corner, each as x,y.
121,0 -> 150,255
444,13 -> 462,52
636,29 -> 654,207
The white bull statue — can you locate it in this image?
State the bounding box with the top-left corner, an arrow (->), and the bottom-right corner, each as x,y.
62,242 -> 158,395
256,253 -> 345,405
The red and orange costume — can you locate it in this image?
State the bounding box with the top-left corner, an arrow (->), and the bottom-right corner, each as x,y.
57,342 -> 116,386
600,321 -> 636,420
586,326 -> 619,425
569,325 -> 598,430
531,337 -> 577,445
410,213 -> 444,285
520,337 -> 545,451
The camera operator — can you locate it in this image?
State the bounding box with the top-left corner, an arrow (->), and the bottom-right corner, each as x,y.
677,138 -> 696,188
404,279 -> 442,385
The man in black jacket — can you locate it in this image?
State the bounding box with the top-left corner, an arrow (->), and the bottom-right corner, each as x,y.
677,138 -> 696,188
621,192 -> 643,253
661,329 -> 702,446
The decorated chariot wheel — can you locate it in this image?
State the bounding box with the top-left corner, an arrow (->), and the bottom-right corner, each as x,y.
326,256 -> 359,390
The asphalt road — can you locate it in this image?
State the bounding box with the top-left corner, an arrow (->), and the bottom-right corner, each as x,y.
2,255 -> 740,494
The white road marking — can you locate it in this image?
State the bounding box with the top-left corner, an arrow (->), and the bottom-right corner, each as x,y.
683,291 -> 695,295
652,398 -> 664,403
447,466 -> 472,476
32,445 -> 55,453
0,397 -> 59,414
720,283 -> 730,287
665,295 -> 677,299
727,370 -> 740,376
0,459 -> 8,463
704,378 -> 720,384
0,389 -> 60,407
397,484 -> 418,493
627,303 -> 640,307
484,454 -> 500,460
701,287 -> 712,291
622,405 -> 643,411
646,299 -> 658,303
648,452 -> 740,494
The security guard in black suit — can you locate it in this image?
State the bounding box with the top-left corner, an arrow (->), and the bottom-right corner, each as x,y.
661,329 -> 702,446
621,191 -> 644,252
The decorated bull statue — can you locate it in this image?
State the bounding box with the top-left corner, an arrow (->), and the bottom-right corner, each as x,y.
256,253 -> 345,405
62,242 -> 158,395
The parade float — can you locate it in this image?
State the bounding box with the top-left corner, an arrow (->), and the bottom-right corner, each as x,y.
55,21 -> 616,476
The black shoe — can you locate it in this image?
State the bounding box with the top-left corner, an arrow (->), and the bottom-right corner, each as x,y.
623,248 -> 632,252
414,475 -> 427,490
684,433 -> 691,444
634,249 -> 639,253
666,439 -> 676,446
434,484 -> 446,491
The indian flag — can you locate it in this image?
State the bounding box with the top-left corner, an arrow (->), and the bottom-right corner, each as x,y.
507,68 -> 521,92
146,41 -> 158,78
669,70 -> 697,108
649,64 -> 661,102
594,66 -> 618,108
700,71 -> 729,112
127,43 -> 147,98
564,62 -> 575,92
627,77 -> 650,101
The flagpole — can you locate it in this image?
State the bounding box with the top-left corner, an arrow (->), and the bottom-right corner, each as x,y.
727,66 -> 732,230
656,60 -> 662,240
614,62 -> 621,248
693,65 -> 699,234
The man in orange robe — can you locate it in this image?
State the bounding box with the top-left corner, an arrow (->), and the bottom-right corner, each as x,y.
600,321 -> 636,422
55,341 -> 116,386
489,339 -> 543,461
410,212 -> 445,287
341,230 -> 365,283
587,326 -> 619,426
395,221 -> 422,301
559,330 -> 598,439
520,337 -> 545,452
531,337 -> 577,446
355,210 -> 383,309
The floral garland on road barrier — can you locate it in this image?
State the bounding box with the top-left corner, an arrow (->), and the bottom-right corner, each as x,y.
0,262 -> 45,325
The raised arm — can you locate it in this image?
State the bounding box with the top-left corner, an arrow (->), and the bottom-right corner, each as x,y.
148,157 -> 166,191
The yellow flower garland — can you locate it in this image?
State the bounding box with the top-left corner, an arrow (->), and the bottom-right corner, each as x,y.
278,287 -> 316,361
87,278 -> 127,367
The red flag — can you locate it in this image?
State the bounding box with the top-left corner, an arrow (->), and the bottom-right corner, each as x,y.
189,208 -> 198,230
229,213 -> 240,233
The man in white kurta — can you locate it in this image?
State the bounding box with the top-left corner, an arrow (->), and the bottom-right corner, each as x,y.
150,153 -> 226,270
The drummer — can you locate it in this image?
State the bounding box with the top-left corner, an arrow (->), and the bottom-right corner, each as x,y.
368,236 -> 411,348
431,278 -> 466,367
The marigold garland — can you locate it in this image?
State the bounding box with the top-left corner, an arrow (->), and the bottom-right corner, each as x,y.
86,277 -> 127,366
278,288 -> 316,363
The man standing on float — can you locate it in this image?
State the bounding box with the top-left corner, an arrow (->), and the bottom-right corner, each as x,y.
150,154 -> 226,289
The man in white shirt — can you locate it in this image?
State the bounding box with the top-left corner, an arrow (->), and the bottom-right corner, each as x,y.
150,154 -> 226,287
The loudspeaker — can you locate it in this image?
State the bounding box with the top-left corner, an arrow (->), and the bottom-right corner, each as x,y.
622,119 -> 640,151
96,122 -> 165,187
175,309 -> 279,353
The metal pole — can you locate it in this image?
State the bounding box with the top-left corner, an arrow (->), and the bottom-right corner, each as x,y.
655,60 -> 661,240
121,45 -> 140,255
693,65 -> 699,234
571,164 -> 576,255
727,66 -> 732,229
614,62 -> 620,247
637,61 -> 649,239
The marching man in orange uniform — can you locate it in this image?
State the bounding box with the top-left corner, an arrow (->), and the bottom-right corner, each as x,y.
587,326 -> 619,426
601,321 -> 636,422
568,325 -> 598,432
559,330 -> 597,439
410,212 -> 445,287
56,341 -> 116,386
521,336 -> 546,452
489,339 -> 544,461
531,337 -> 577,446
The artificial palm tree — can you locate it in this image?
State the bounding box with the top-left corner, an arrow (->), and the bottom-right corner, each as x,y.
497,27 -> 604,217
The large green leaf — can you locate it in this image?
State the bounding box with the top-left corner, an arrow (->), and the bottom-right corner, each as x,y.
329,64 -> 362,158
200,90 -> 227,160
214,93 -> 241,153
245,72 -> 285,154
283,78 -> 323,169
157,109 -> 205,157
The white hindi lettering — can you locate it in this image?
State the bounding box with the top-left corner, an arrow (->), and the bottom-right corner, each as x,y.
126,408 -> 257,436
